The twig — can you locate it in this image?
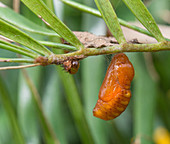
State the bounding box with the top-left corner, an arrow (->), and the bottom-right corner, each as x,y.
13,0 -> 20,13
0,63 -> 41,70
48,41 -> 170,63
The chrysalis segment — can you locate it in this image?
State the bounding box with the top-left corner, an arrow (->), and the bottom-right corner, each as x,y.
93,53 -> 134,120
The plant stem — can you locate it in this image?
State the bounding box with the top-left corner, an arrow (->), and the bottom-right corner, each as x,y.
48,41 -> 170,61
0,58 -> 34,63
82,41 -> 170,55
0,64 -> 41,70
1,42 -> 170,65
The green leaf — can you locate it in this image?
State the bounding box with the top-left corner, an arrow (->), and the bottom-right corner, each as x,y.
94,0 -> 126,43
21,69 -> 59,144
0,3 -> 59,37
57,68 -> 94,144
61,0 -> 170,41
61,0 -> 101,18
0,19 -> 52,56
42,70 -> 68,144
122,0 -> 165,42
21,0 -> 84,49
18,68 -> 41,144
130,53 -> 157,144
43,0 -> 55,17
82,56 -> 109,144
0,75 -> 25,144
0,40 -> 39,58
0,111 -> 12,143
39,41 -> 77,51
53,48 -> 94,144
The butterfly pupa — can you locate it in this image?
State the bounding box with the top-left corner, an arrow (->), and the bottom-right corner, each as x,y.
93,53 -> 135,120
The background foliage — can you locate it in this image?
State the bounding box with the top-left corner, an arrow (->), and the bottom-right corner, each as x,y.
0,0 -> 170,144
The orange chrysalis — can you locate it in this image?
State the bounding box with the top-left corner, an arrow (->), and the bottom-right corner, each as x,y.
93,53 -> 135,120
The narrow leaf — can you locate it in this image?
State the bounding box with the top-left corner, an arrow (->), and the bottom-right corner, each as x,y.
53,49 -> 94,144
0,40 -> 39,58
0,3 -> 59,37
80,2 -> 109,142
122,0 -> 165,42
130,53 -> 157,143
57,69 -> 94,144
0,75 -> 25,144
18,68 -> 41,144
43,71 -> 68,144
0,19 -> 52,56
94,0 -> 126,43
21,0 -> 84,49
21,69 -> 59,144
39,41 -> 77,51
61,0 -> 170,41
82,56 -> 109,144
61,0 -> 101,17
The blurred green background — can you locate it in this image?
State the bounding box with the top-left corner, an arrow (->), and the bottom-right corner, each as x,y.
0,0 -> 170,144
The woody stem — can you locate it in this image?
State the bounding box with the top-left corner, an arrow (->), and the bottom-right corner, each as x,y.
48,41 -> 170,63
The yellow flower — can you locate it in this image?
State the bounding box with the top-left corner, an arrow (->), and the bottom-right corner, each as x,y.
154,127 -> 170,144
